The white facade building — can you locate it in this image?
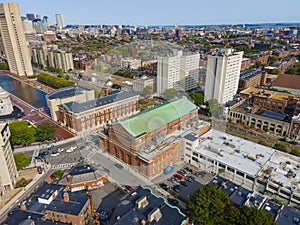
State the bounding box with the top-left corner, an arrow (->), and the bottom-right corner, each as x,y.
0,123 -> 18,191
183,129 -> 300,207
0,87 -> 13,116
205,49 -> 243,104
55,14 -> 64,31
157,51 -> 200,94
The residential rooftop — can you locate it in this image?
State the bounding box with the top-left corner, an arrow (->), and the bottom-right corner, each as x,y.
5,209 -> 66,225
193,129 -> 275,176
118,97 -> 198,138
240,69 -> 262,81
26,183 -> 90,216
63,91 -> 138,113
276,206 -> 300,225
110,186 -> 187,225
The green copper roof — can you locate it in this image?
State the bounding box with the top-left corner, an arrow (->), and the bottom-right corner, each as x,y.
119,97 -> 197,137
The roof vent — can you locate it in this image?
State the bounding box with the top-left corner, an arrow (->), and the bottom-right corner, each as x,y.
136,196 -> 148,209
148,207 -> 162,222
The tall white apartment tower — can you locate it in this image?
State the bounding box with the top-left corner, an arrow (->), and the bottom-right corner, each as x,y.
55,14 -> 64,31
0,123 -> 18,191
0,3 -> 33,76
157,51 -> 199,94
204,49 -> 243,104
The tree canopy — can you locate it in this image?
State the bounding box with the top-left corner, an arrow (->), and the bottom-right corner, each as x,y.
0,62 -> 9,70
143,85 -> 153,96
9,121 -> 36,146
37,73 -> 75,89
14,153 -> 31,170
163,88 -> 178,100
187,185 -> 230,225
35,123 -> 56,142
206,99 -> 222,118
187,185 -> 277,225
190,93 -> 204,105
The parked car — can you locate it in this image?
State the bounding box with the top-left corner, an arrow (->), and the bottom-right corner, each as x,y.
193,171 -> 201,177
186,176 -> 195,182
160,183 -> 170,191
170,177 -> 178,183
173,185 -> 183,192
66,148 -> 74,153
173,174 -> 183,181
185,167 -> 193,173
177,170 -> 187,177
180,181 -> 188,187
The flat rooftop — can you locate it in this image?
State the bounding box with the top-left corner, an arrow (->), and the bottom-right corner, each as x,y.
46,86 -> 91,100
241,87 -> 297,101
258,151 -> 300,194
193,129 -> 275,176
138,120 -> 210,161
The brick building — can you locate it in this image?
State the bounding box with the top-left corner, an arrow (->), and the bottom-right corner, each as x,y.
99,97 -> 210,178
240,87 -> 300,116
59,164 -> 108,192
21,183 -> 92,225
239,69 -> 266,89
58,91 -> 139,134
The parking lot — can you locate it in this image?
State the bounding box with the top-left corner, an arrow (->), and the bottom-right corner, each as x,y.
157,165 -> 214,210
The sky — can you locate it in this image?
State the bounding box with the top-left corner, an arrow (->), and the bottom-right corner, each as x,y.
4,0 -> 300,26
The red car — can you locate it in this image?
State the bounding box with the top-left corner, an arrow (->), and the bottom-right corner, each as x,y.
125,185 -> 134,192
173,174 -> 183,181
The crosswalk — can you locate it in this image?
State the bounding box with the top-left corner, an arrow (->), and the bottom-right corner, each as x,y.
52,163 -> 77,170
30,149 -> 40,165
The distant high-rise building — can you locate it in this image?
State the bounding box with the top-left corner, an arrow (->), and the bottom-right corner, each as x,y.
0,3 -> 34,76
0,123 -> 18,191
55,14 -> 64,30
26,13 -> 35,21
157,50 -> 200,94
42,16 -> 50,27
22,19 -> 35,33
204,49 -> 243,104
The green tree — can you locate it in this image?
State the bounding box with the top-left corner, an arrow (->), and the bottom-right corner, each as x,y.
52,170 -> 64,180
163,88 -> 178,100
190,93 -> 204,105
274,142 -> 287,152
143,86 -> 153,96
9,121 -> 36,146
35,122 -> 56,142
206,99 -> 222,118
65,74 -> 70,80
14,153 -> 31,170
224,206 -> 277,225
290,147 -> 300,157
15,178 -> 28,188
0,62 -> 9,70
187,185 -> 230,225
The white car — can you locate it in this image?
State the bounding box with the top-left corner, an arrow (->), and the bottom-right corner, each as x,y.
57,148 -> 64,153
66,148 -> 74,153
51,152 -> 59,157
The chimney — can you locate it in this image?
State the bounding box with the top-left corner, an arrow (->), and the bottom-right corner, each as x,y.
46,177 -> 51,184
63,192 -> 70,203
20,203 -> 27,211
104,89 -> 109,96
67,175 -> 72,183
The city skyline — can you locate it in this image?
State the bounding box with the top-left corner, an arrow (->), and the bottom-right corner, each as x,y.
4,0 -> 299,26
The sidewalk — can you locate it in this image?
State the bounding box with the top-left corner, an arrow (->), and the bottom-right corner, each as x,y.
0,164 -> 51,222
